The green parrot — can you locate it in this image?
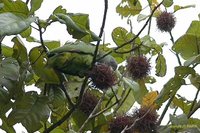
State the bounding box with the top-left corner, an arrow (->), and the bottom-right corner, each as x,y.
47,41 -> 117,77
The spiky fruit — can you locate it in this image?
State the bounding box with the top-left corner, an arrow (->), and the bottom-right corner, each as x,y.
156,11 -> 176,32
109,115 -> 134,133
89,63 -> 116,90
132,107 -> 159,133
127,56 -> 151,79
79,92 -> 99,116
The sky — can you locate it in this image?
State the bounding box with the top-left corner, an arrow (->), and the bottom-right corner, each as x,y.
1,0 -> 200,132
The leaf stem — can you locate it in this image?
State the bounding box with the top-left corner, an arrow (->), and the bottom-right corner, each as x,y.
97,0 -> 164,61
113,88 -> 131,115
78,91 -> 106,132
158,94 -> 175,125
92,0 -> 108,66
169,31 -> 182,66
188,87 -> 200,118
37,20 -> 48,53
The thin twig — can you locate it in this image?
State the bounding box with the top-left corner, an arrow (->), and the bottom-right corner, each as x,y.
91,101 -> 118,119
121,108 -> 152,132
91,0 -> 108,66
115,0 -> 164,51
111,87 -> 119,102
158,94 -> 175,125
26,0 -> 30,5
114,42 -> 142,54
113,88 -> 131,114
43,77 -> 89,133
78,91 -> 106,132
97,1 -> 164,61
37,20 -> 48,53
187,100 -> 200,118
169,31 -> 182,66
188,87 -> 200,118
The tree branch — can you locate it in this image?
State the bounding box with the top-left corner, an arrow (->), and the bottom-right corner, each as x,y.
169,31 -> 182,66
158,94 -> 175,125
97,0 -> 164,61
91,0 -> 108,66
78,91 -> 106,132
37,20 -> 48,53
188,87 -> 200,118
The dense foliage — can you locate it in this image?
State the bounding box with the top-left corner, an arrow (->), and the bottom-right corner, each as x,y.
0,0 -> 199,133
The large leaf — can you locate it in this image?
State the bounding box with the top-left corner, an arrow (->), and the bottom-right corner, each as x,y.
174,66 -> 195,78
112,27 -> 134,51
1,45 -> 13,57
0,86 -> 12,116
116,0 -> 142,17
186,21 -> 200,36
170,114 -> 188,126
141,35 -> 163,55
29,0 -> 44,15
173,96 -> 194,115
54,13 -> 100,42
0,13 -> 35,36
184,54 -> 200,66
117,87 -> 135,113
12,36 -> 28,64
163,0 -> 173,7
0,0 -> 29,17
48,85 -> 67,115
7,92 -> 50,133
155,54 -> 167,77
0,116 -> 15,133
172,34 -> 200,60
29,46 -> 60,84
156,77 -> 185,106
0,57 -> 19,83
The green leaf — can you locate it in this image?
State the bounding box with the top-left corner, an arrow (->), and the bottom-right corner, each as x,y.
116,0 -> 142,17
0,0 -> 29,17
172,34 -> 200,60
0,13 -> 35,36
155,54 -> 167,77
55,13 -> 87,39
54,13 -> 100,42
0,117 -> 15,133
12,36 -> 28,64
184,54 -> 200,66
7,92 -> 50,133
189,73 -> 200,89
48,85 -> 67,115
156,77 -> 185,106
117,88 -> 135,113
186,21 -> 200,36
173,95 -> 194,115
174,66 -> 195,78
44,41 -> 61,50
137,14 -> 149,22
29,46 -> 60,84
170,114 -> 188,125
1,45 -> 13,57
29,0 -> 44,15
71,109 -> 93,131
0,86 -> 11,116
20,27 -> 32,38
163,0 -> 173,7
174,4 -> 195,13
112,27 -> 134,48
0,57 -> 19,83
